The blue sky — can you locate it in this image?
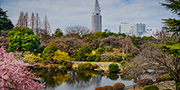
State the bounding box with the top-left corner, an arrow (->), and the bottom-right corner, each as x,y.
1,0 -> 179,33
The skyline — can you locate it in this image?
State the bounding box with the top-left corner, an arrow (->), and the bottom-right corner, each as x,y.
1,0 -> 179,33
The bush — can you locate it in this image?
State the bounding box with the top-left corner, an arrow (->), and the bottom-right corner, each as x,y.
103,86 -> 113,90
87,54 -> 101,62
42,43 -> 58,64
7,27 -> 40,52
78,63 -> 99,70
143,85 -> 159,90
95,86 -> 113,90
108,63 -> 119,73
61,61 -> 73,69
161,74 -> 173,81
137,78 -> 153,86
113,82 -> 125,90
73,46 -> 92,61
78,64 -> 83,70
87,55 -> 97,61
95,87 -> 105,90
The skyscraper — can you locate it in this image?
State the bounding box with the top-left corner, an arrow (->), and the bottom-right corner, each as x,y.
92,0 -> 102,32
132,23 -> 146,37
119,22 -> 130,35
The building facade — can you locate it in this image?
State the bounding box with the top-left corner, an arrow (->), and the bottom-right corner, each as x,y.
92,0 -> 102,32
132,23 -> 146,37
119,22 -> 130,35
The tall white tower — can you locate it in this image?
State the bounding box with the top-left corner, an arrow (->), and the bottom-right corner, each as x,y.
92,0 -> 102,32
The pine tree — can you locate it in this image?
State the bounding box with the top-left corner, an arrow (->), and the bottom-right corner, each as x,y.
0,8 -> 14,32
161,0 -> 180,33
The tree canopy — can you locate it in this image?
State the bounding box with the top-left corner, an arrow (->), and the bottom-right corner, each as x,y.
53,28 -> 63,38
7,27 -> 40,52
161,0 -> 180,33
0,8 -> 14,33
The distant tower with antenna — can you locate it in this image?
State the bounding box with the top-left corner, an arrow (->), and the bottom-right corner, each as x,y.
92,0 -> 102,32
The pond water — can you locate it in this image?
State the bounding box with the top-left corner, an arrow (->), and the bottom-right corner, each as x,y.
33,68 -> 135,90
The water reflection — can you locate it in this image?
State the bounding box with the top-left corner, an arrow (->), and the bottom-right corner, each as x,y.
33,68 -> 134,90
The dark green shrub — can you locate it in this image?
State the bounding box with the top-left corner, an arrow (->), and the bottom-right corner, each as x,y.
113,82 -> 125,90
137,78 -> 153,86
95,54 -> 101,62
87,55 -> 97,61
87,54 -> 101,62
161,74 -> 173,81
78,64 -> 83,70
108,63 -> 119,73
143,85 -> 159,90
73,46 -> 92,61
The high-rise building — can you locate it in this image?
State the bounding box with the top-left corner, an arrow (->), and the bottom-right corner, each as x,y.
132,23 -> 146,37
92,0 -> 102,32
119,22 -> 130,35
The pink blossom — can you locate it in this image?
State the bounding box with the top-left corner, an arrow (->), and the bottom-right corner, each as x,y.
0,43 -> 44,90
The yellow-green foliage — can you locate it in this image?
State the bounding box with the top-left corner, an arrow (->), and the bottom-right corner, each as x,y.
24,53 -> 42,64
78,63 -> 99,70
143,85 -> 159,90
161,74 -> 172,81
42,43 -> 58,63
53,50 -> 71,63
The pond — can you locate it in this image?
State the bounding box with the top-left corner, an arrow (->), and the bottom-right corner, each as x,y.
33,68 -> 135,90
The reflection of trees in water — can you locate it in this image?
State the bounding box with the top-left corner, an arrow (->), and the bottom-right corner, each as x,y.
108,73 -> 119,81
33,68 -> 69,89
66,70 -> 102,88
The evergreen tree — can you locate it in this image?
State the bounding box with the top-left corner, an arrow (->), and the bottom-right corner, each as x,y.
161,0 -> 180,33
53,28 -> 63,38
0,8 -> 14,33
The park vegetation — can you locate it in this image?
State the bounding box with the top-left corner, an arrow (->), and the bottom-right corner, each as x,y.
0,0 -> 180,89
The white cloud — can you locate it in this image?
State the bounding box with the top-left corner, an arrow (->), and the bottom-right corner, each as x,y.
1,0 -> 179,33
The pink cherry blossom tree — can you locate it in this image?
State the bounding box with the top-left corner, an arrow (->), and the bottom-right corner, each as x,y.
0,37 -> 44,90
